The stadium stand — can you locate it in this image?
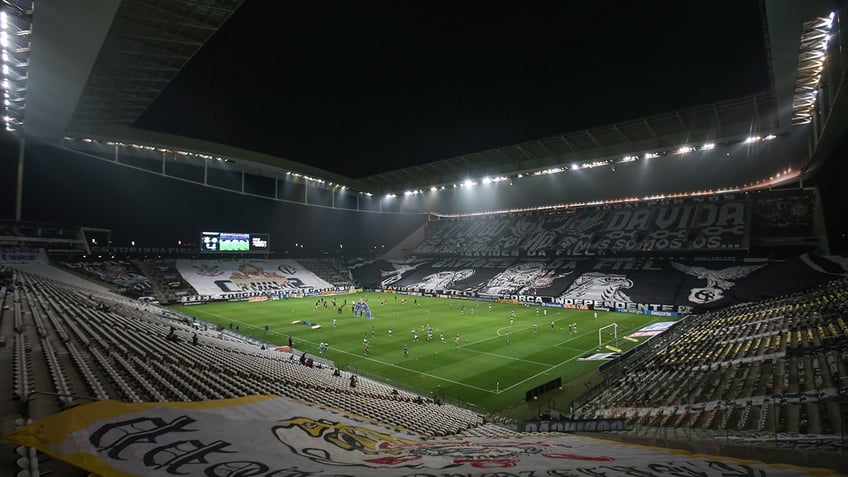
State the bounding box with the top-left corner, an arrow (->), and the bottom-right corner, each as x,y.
59,259 -> 152,296
1,267 -> 488,443
133,259 -> 196,304
297,258 -> 356,289
571,277 -> 847,444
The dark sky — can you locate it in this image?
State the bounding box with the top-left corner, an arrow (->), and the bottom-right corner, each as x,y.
135,0 -> 770,179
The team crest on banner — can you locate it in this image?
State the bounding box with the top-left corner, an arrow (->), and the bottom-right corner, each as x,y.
688,287 -> 724,304
190,263 -> 223,277
672,263 -> 765,304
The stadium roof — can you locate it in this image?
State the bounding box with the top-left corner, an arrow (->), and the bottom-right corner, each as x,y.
6,0 -> 846,195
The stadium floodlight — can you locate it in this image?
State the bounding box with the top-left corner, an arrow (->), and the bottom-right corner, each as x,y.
482,177 -> 491,184
430,186 -> 438,192
792,13 -> 835,124
463,179 -> 475,187
744,136 -> 760,143
701,143 -> 715,150
677,146 -> 694,154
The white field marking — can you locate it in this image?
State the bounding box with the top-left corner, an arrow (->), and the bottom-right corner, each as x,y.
505,322 -> 649,393
425,326 -> 554,367
290,335 -> 493,392
456,346 -> 552,367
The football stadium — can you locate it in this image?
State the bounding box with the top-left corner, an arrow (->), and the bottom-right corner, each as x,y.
1,1 -> 847,475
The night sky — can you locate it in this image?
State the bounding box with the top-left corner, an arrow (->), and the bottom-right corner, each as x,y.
135,0 -> 770,178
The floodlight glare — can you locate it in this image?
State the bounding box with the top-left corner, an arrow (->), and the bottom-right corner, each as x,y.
430,186 -> 438,192
701,143 -> 715,150
463,179 -> 474,187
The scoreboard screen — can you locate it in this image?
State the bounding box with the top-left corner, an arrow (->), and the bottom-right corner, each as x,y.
200,232 -> 270,253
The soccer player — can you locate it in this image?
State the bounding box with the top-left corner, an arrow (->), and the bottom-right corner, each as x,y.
550,321 -> 555,330
388,325 -> 393,335
505,331 -> 510,344
403,344 -> 409,357
533,323 -> 538,333
364,341 -> 370,355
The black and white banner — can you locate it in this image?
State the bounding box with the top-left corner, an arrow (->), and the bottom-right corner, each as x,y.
414,195 -> 750,257
358,255 -> 847,313
176,259 -> 332,296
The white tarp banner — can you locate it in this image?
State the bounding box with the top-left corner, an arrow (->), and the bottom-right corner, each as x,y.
2,395 -> 836,477
176,259 -> 332,295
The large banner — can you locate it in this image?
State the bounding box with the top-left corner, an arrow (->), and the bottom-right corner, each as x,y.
360,255 -> 848,313
62,260 -> 152,293
0,247 -> 48,264
1,395 -> 831,476
413,195 -> 750,257
176,259 -> 332,296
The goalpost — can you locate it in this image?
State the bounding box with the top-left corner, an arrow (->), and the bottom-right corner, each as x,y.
599,323 -> 618,348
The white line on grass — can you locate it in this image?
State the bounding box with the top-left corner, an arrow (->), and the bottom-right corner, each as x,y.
459,345 -> 552,367
504,324 -> 644,393
288,335 -> 493,393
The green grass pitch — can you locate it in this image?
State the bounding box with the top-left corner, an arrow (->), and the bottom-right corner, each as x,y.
173,292 -> 673,413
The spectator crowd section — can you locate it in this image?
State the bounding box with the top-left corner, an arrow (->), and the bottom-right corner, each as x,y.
571,277 -> 848,449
